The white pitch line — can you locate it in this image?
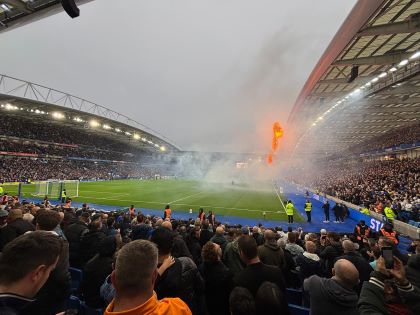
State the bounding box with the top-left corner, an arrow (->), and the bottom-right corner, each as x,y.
272,180 -> 286,213
167,191 -> 206,204
74,195 -> 279,213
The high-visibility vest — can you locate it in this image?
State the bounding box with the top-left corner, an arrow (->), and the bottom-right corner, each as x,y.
304,202 -> 312,212
0,187 -> 3,195
356,225 -> 370,241
360,208 -> 369,215
380,228 -> 398,245
61,191 -> 66,198
384,207 -> 395,220
286,203 -> 294,215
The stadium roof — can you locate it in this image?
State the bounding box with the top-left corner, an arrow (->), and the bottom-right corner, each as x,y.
0,73 -> 181,152
0,0 -> 92,32
288,0 -> 420,157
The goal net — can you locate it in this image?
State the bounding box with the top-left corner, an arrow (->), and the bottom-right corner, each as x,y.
34,180 -> 79,199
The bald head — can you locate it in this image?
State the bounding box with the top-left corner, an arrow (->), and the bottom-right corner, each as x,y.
216,226 -> 224,235
305,241 -> 316,253
161,221 -> 172,231
264,230 -> 276,243
342,240 -> 356,253
333,259 -> 359,289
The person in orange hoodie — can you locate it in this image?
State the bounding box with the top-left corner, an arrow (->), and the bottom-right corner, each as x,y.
104,240 -> 191,315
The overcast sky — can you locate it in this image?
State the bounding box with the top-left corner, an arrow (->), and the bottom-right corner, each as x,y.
0,0 -> 356,153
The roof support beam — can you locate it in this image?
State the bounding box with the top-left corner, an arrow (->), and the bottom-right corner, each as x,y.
357,14 -> 420,36
318,76 -> 371,84
332,52 -> 412,66
3,0 -> 33,14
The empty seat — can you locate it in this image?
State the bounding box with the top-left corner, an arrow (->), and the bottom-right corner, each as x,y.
286,288 -> 303,306
288,303 -> 310,315
69,267 -> 83,293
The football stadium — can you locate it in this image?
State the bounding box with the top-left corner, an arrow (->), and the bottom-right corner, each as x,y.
0,1 -> 419,315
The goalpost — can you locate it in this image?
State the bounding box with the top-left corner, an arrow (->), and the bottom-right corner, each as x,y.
34,180 -> 79,199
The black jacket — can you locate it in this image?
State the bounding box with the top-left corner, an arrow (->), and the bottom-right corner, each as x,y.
155,257 -> 205,315
0,294 -> 34,315
304,275 -> 358,315
186,234 -> 202,267
233,262 -> 285,297
0,225 -> 17,251
65,220 -> 89,268
199,261 -> 232,315
79,229 -> 107,267
7,219 -> 34,238
296,253 -> 322,281
80,236 -> 116,308
320,243 -> 343,277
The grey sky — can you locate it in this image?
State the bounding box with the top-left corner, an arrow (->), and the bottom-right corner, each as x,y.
0,0 -> 356,153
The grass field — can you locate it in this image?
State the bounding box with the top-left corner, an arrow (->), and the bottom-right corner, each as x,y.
3,179 -> 303,221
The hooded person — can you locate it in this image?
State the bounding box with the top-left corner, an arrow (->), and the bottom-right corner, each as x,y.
223,229 -> 246,277
80,235 -> 119,308
257,230 -> 285,269
304,259 -> 359,315
79,214 -> 107,267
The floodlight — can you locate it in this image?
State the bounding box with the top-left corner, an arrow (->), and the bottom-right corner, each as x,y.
389,67 -> 397,72
160,146 -> 166,151
0,4 -> 10,11
115,128 -> 121,132
371,77 -> 379,83
125,131 -> 131,136
398,59 -> 408,66
103,124 -> 111,130
378,72 -> 387,78
73,117 -> 83,122
409,51 -> 420,60
133,134 -> 140,140
89,120 -> 100,127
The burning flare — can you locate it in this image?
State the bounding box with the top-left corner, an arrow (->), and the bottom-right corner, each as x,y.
268,122 -> 283,164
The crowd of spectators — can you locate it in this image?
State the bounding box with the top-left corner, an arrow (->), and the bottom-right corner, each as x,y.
292,157 -> 419,223
344,124 -> 420,156
0,157 -> 161,182
0,196 -> 419,314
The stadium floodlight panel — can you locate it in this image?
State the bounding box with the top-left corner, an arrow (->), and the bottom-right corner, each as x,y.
371,77 -> 379,83
52,112 -> 65,119
389,67 -> 397,72
409,51 -> 420,60
115,128 -> 121,132
0,4 -> 10,11
125,131 -> 131,136
378,72 -> 387,78
398,59 -> 408,66
73,117 -> 83,122
89,119 -> 100,127
103,124 -> 112,130
160,146 -> 166,151
133,134 -> 140,140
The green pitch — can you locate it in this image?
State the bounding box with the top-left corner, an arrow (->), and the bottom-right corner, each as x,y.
5,179 -> 303,221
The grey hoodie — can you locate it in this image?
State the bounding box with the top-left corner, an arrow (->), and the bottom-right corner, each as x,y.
304,275 -> 359,315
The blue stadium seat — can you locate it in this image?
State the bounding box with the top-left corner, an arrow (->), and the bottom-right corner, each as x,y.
408,220 -> 415,226
286,288 -> 303,305
69,267 -> 83,293
288,303 -> 310,315
64,295 -> 81,314
82,303 -> 103,315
